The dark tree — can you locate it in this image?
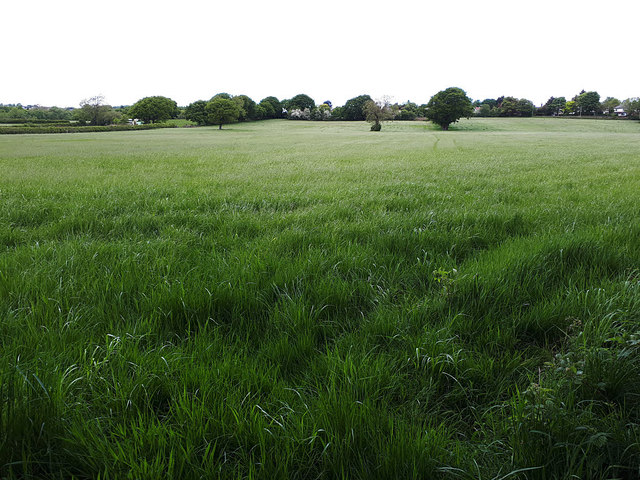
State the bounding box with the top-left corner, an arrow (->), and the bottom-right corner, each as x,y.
286,94 -> 315,111
234,95 -> 256,121
425,87 -> 473,130
205,97 -> 241,129
129,96 -> 178,123
540,97 -> 566,116
185,100 -> 208,125
342,95 -> 372,121
260,96 -> 283,118
577,91 -> 601,115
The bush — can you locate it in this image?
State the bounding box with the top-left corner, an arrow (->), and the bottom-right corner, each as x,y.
0,118 -> 72,125
0,124 -> 177,135
370,123 -> 381,131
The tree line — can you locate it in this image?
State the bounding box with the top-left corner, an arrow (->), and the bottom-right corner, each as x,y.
2,89 -> 639,130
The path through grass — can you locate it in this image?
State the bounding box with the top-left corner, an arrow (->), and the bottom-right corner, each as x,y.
1,118 -> 639,478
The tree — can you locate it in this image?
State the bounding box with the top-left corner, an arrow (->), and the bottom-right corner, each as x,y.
75,95 -> 117,125
540,96 -> 567,116
185,100 -> 208,125
234,95 -> 256,121
576,91 -> 600,115
259,96 -> 282,118
342,94 -> 372,120
129,96 -> 178,123
564,100 -> 577,115
516,98 -> 535,117
285,94 -> 315,111
205,97 -> 241,129
363,98 -> 392,131
601,97 -> 620,116
425,87 -> 473,130
622,97 -> 640,119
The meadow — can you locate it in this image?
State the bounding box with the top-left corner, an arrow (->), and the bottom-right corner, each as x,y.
0,118 -> 639,479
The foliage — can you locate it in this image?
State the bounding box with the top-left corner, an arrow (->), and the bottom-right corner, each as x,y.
74,96 -> 118,126
425,87 -> 473,130
342,94 -> 372,121
363,98 -> 392,130
622,97 -> 640,118
129,96 -> 179,124
205,97 -> 241,129
539,97 -> 567,116
576,91 -> 601,115
287,108 -> 311,120
285,94 -> 315,111
0,123 -> 175,134
234,95 -> 257,121
184,100 -> 208,125
311,104 -> 332,121
600,97 -> 620,116
329,106 -> 344,120
259,96 -> 283,119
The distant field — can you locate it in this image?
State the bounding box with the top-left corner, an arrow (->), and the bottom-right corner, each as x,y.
1,118 -> 639,479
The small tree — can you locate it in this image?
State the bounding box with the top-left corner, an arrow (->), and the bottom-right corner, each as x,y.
205,98 -> 241,129
425,87 -> 473,130
363,98 -> 392,131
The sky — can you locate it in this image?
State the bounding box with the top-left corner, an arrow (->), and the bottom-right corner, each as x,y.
2,0 -> 638,108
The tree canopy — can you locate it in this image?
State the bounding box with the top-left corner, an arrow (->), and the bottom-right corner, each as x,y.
363,98 -> 392,131
129,96 -> 178,123
286,94 -> 315,111
425,87 -> 473,130
259,96 -> 283,119
342,95 -> 372,121
74,95 -> 118,125
576,91 -> 601,115
185,100 -> 208,125
205,98 -> 241,129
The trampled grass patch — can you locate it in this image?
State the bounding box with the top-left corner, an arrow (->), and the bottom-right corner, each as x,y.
0,118 -> 639,478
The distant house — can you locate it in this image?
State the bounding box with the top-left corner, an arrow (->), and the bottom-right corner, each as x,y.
613,106 -> 627,117
127,118 -> 143,125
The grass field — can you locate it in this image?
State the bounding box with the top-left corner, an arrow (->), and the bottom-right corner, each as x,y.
1,118 -> 639,479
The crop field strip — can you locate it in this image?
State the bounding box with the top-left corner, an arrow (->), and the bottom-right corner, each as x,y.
0,118 -> 639,479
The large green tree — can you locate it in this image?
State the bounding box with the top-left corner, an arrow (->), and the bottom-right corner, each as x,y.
286,94 -> 315,111
233,95 -> 256,121
259,96 -> 282,118
129,96 -> 178,123
576,91 -> 600,115
425,87 -> 473,130
205,97 -> 241,129
540,96 -> 566,116
185,100 -> 208,125
342,95 -> 372,121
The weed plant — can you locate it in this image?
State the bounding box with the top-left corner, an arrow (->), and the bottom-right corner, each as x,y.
0,118 -> 639,478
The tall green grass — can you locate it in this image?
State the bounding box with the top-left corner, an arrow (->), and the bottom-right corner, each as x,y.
1,118 -> 639,478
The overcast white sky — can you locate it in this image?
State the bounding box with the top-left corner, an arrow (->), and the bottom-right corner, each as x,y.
1,0 -> 638,108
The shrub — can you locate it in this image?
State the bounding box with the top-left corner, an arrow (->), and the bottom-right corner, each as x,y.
0,124 -> 177,135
